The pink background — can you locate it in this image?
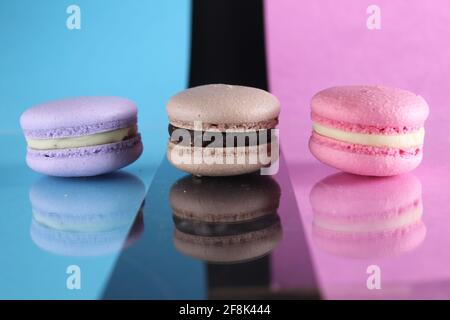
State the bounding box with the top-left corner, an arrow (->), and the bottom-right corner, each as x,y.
266,0 -> 450,299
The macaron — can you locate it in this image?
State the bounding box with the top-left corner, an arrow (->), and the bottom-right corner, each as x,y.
309,86 -> 429,176
29,172 -> 145,256
170,174 -> 282,263
166,84 -> 280,176
20,96 -> 143,177
310,173 -> 426,259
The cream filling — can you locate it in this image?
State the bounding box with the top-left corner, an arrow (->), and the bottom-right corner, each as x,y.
314,205 -> 423,233
27,127 -> 136,150
313,122 -> 424,148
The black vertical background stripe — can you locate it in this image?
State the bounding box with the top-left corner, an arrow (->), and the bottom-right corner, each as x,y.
189,0 -> 268,90
189,0 -> 270,297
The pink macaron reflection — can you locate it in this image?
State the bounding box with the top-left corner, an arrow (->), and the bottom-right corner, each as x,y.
310,173 -> 426,259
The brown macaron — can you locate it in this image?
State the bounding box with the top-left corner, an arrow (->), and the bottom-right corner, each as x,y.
166,84 -> 280,176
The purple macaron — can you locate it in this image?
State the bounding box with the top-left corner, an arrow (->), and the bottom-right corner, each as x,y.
20,96 -> 143,177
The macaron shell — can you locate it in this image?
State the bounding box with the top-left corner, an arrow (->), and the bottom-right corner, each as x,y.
27,136 -> 143,177
311,86 -> 429,128
167,84 -> 280,125
167,141 -> 278,176
173,222 -> 282,263
168,157 -> 262,177
309,135 -> 422,176
20,96 -> 137,137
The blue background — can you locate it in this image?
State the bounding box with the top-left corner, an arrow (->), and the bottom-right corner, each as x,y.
0,0 -> 204,299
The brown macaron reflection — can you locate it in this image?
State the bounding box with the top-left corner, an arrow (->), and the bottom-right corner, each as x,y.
170,174 -> 282,263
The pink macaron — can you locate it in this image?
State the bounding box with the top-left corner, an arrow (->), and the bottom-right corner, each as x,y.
309,86 -> 429,176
